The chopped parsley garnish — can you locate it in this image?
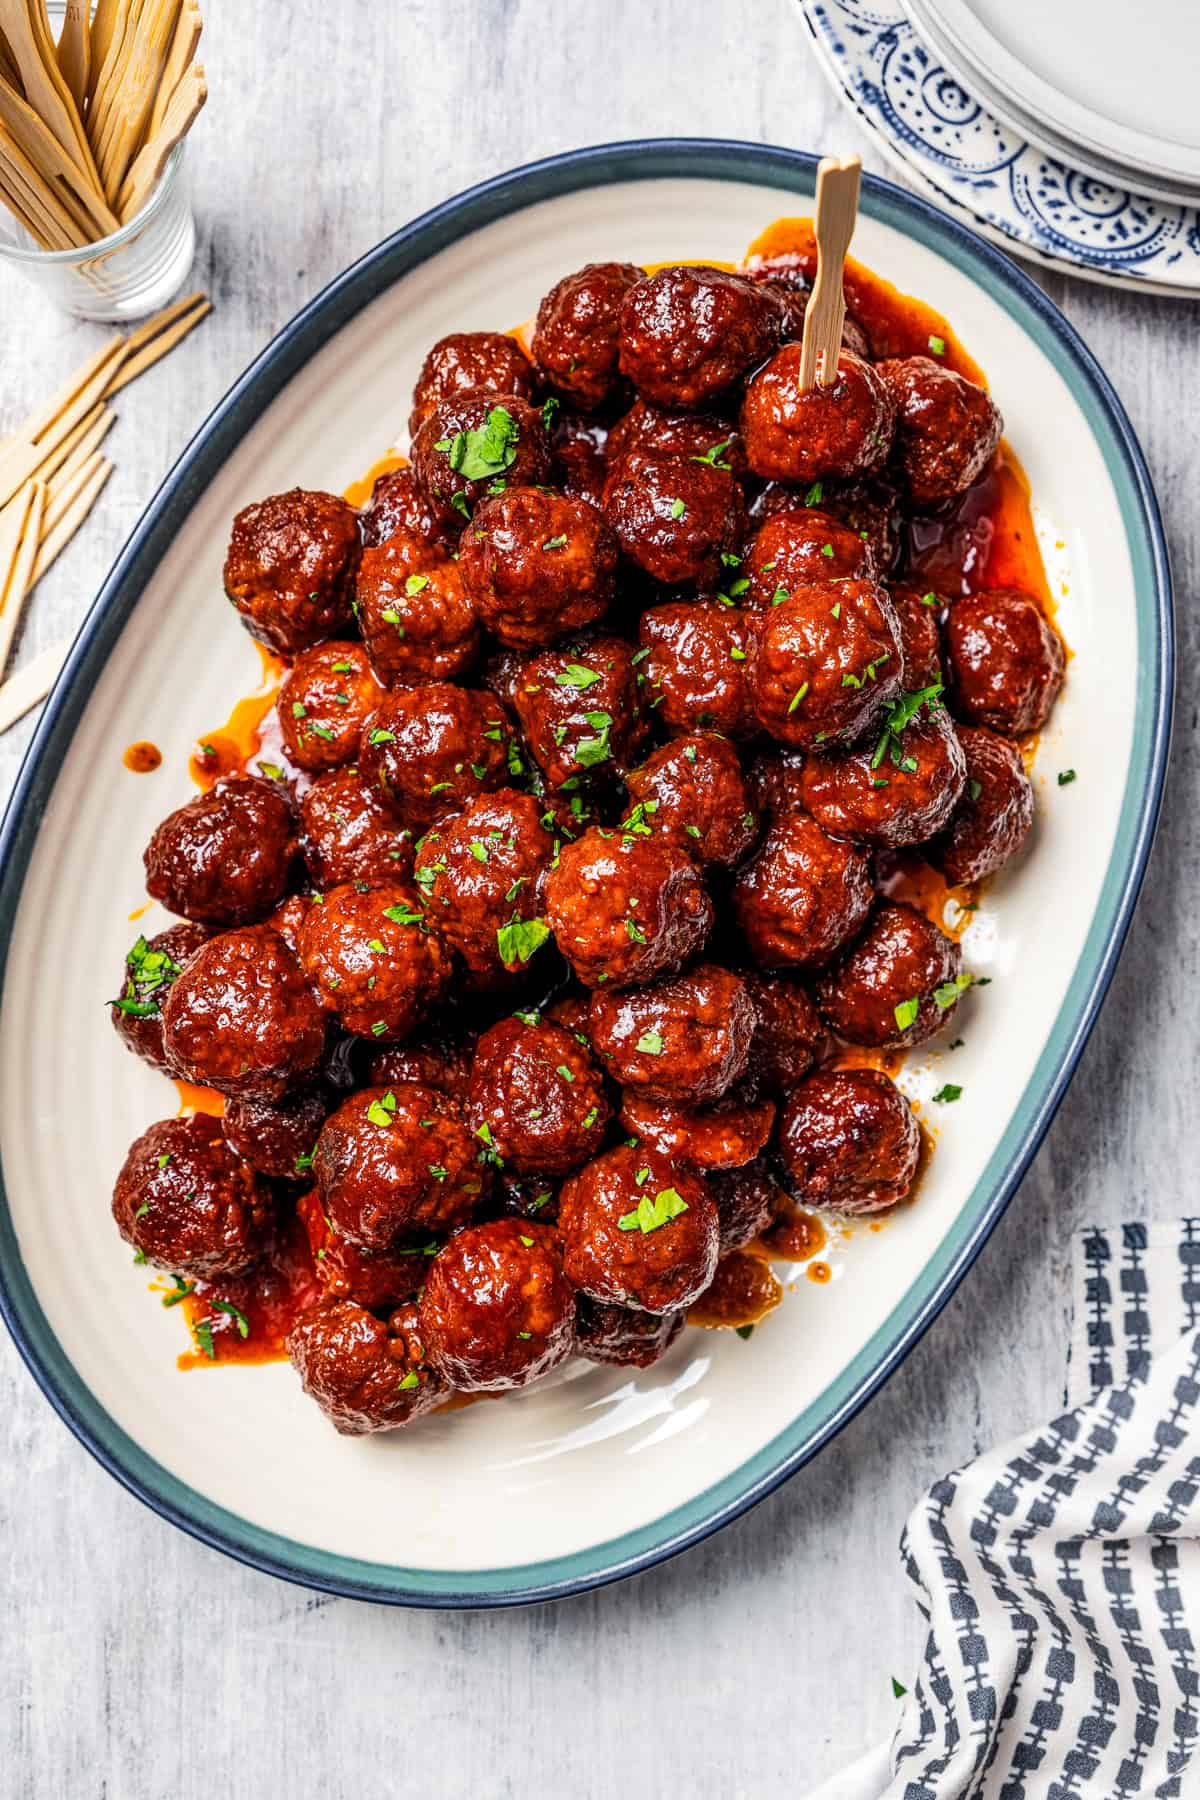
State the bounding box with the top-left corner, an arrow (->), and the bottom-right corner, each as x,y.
367,1091 -> 399,1128
112,935 -> 183,1018
193,1318 -> 215,1359
519,1235 -> 534,1248
804,481 -> 823,506
1058,769 -> 1077,786
968,779 -> 982,801
871,682 -> 943,770
891,1676 -> 908,1699
541,395 -> 560,429
555,1064 -> 575,1082
617,1187 -> 689,1235
211,1299 -> 250,1339
625,919 -> 647,943
398,1370 -> 422,1390
932,1084 -> 962,1104
787,683 -> 809,714
496,916 -> 551,964
770,585 -> 790,607
893,996 -> 920,1032
294,1151 -> 314,1175
368,728 -> 395,745
735,1323 -> 755,1340
691,437 -> 733,469
435,405 -> 520,481
928,335 -> 946,356
257,760 -> 285,780
668,497 -> 686,520
635,1030 -> 664,1055
405,573 -> 430,596
382,903 -> 423,926
934,973 -> 975,1010
821,542 -> 834,559
919,591 -> 938,606
542,534 -> 568,551
555,662 -> 601,690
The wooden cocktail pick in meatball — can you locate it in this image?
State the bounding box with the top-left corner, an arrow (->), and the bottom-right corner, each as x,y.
798,153 -> 862,391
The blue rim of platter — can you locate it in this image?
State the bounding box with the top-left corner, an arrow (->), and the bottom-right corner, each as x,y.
797,0 -> 1200,294
0,138 -> 1173,1606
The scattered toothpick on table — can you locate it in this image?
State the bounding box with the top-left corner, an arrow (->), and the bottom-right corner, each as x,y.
0,287 -> 211,733
0,0 -> 206,249
798,153 -> 862,391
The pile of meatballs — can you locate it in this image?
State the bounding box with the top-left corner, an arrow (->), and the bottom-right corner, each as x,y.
109,256 -> 1065,1435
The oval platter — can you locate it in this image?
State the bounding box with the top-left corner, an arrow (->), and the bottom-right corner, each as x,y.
0,140 -> 1172,1605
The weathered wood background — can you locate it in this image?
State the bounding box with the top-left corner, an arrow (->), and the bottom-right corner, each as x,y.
1,2 -> 1195,1793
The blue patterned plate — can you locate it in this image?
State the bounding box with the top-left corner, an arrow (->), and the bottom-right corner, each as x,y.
798,0 -> 1200,294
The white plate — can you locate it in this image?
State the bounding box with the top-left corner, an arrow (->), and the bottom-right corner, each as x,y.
798,0 -> 1200,295
0,143 -> 1171,1605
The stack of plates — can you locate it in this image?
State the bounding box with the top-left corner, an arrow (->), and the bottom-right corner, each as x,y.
797,0 -> 1200,294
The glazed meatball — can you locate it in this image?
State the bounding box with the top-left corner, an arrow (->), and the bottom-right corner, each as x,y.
603,450 -> 746,586
533,261 -> 643,409
822,477 -> 903,575
418,1218 -> 576,1391
297,1189 -> 426,1312
468,1015 -> 609,1175
358,463 -> 445,549
288,1299 -> 447,1435
408,331 -> 536,437
745,746 -> 808,820
606,399 -> 747,478
638,602 -> 758,738
298,881 -> 452,1042
370,1035 -> 475,1104
143,773 -> 296,927
277,642 -> 383,773
876,355 -> 1002,507
314,1083 -> 485,1249
778,1067 -> 920,1214
356,532 -> 479,685
410,392 -> 554,526
589,964 -> 754,1104
459,487 -> 618,650
708,1165 -> 778,1253
623,732 -> 758,869
414,790 -> 555,977
553,412 -> 609,510
110,922 -> 209,1073
222,1088 -> 328,1181
358,684 -> 515,828
749,578 -> 903,749
890,582 -> 945,689
618,266 -> 781,410
799,691 -> 967,848
299,767 -> 414,886
816,900 -> 964,1049
224,488 -> 359,656
930,724 -> 1034,886
743,508 -> 876,608
545,828 -> 713,989
741,348 -> 896,485
731,810 -> 873,970
511,635 -> 645,789
112,1112 -> 271,1278
162,925 -> 326,1099
559,1145 -> 718,1312
742,972 -> 825,1093
746,269 -> 872,361
574,1295 -> 685,1369
267,893 -> 312,956
943,589 -> 1065,736
619,1085 -> 775,1172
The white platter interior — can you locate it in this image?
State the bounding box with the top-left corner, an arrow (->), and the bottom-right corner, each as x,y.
0,170 -> 1138,1583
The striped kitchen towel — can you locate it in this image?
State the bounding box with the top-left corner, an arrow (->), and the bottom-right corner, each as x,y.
811,1222 -> 1200,1798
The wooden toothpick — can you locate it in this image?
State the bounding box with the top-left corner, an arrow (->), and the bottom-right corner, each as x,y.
798,153 -> 862,391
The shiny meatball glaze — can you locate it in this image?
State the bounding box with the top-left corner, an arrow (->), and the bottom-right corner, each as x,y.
110,921 -> 210,1073
889,582 -> 945,689
930,724 -> 1034,886
619,1085 -> 775,1172
574,1296 -> 685,1369
299,767 -> 414,886
743,508 -> 876,608
162,925 -> 326,1100
943,589 -> 1065,736
370,1036 -> 475,1105
510,634 -> 645,790
618,265 -> 781,410
709,1165 -> 779,1254
458,486 -> 618,650
533,261 -> 643,409
605,400 -> 747,478
356,530 -> 479,686
358,684 -> 515,828
298,881 -> 452,1042
742,972 -> 825,1093
741,348 -> 896,486
816,900 -> 963,1049
297,1189 -> 425,1312
778,1067 -> 920,1213
415,789 -> 554,977
112,1112 -> 271,1279
288,1299 -> 447,1434
588,963 -> 754,1105
731,810 -> 873,969
622,732 -> 758,869
603,450 -> 746,586
799,692 -> 967,848
277,642 -> 383,772
408,331 -> 536,437
468,1014 -> 609,1175
410,391 -> 554,527
143,773 -> 296,927
638,602 -> 758,738
748,577 -> 903,748
358,464 -> 445,549
558,1145 -> 719,1312
314,1083 -> 484,1249
224,488 -> 359,656
418,1219 -> 576,1391
222,1088 -> 328,1181
545,828 -> 713,989
876,355 -> 1002,507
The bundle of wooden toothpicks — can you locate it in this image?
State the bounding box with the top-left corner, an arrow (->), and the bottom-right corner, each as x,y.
0,286 -> 209,734
0,0 -> 205,248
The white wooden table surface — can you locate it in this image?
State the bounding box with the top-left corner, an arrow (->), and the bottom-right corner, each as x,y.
1,3 -> 1195,1793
